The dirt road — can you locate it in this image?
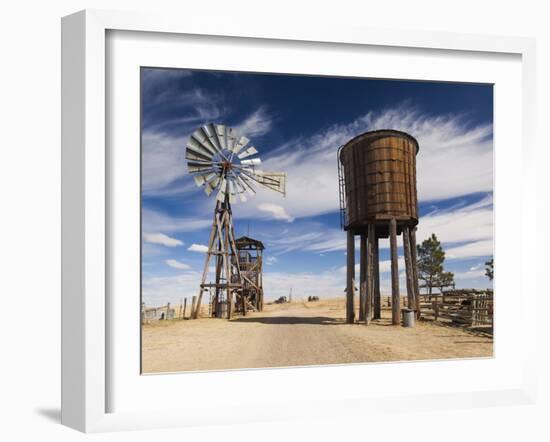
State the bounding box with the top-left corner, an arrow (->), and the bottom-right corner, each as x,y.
142,299 -> 493,373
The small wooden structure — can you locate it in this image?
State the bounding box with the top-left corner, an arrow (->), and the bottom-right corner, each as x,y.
338,129 -> 421,325
234,236 -> 265,313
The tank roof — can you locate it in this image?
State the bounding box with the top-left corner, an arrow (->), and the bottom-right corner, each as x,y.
339,129 -> 419,161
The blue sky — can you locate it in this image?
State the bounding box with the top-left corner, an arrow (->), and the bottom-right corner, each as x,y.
141,68 -> 494,307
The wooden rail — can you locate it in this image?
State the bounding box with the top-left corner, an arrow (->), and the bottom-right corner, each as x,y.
419,290 -> 493,328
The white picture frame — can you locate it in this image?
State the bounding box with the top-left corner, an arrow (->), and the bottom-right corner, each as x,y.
61,9 -> 537,433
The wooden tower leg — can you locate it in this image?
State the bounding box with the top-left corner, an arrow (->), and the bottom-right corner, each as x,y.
373,236 -> 381,320
346,230 -> 355,324
214,252 -> 222,317
403,226 -> 415,313
222,211 -> 233,320
410,227 -> 421,318
227,209 -> 243,318
193,206 -> 219,319
389,218 -> 400,325
359,234 -> 367,322
366,223 -> 375,324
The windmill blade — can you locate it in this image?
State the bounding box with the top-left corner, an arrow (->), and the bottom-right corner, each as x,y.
187,137 -> 215,159
187,161 -> 215,172
228,179 -> 236,196
235,174 -> 256,196
237,146 -> 258,159
240,158 -> 262,166
193,174 -> 207,187
216,178 -> 228,202
232,136 -> 250,154
226,127 -> 240,152
204,182 -> 215,196
200,174 -> 222,196
188,164 -> 214,174
185,154 -> 214,167
185,149 -> 212,163
215,124 -> 227,150
203,124 -> 223,153
191,128 -> 218,156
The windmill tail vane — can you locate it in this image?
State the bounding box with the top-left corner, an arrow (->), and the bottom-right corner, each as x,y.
185,123 -> 287,320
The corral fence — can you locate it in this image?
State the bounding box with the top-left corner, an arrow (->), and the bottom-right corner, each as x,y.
141,297 -> 208,324
141,302 -> 175,324
419,289 -> 493,329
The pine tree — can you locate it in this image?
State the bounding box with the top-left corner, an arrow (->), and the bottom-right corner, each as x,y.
485,258 -> 494,280
417,233 -> 454,296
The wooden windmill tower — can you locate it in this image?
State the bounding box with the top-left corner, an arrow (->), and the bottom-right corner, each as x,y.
186,123 -> 286,319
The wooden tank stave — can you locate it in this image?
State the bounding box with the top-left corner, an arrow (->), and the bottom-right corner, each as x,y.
340,130 -> 419,232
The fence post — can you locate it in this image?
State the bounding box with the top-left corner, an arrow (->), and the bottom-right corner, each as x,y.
190,296 -> 197,319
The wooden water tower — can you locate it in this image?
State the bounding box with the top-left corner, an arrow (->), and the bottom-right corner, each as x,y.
338,129 -> 421,325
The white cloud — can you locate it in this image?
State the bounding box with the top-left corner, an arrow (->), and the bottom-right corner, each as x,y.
261,195 -> 493,268
142,208 -> 211,233
446,240 -> 493,259
257,203 -> 294,222
188,244 -> 209,253
165,259 -> 191,270
235,104 -> 492,221
141,131 -> 188,193
452,268 -> 486,280
265,256 -> 278,265
417,195 -> 493,245
236,107 -> 273,138
143,232 -> 183,247
142,272 -> 201,306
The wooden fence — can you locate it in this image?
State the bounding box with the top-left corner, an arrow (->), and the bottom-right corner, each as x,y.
419,289 -> 493,328
141,296 -> 209,324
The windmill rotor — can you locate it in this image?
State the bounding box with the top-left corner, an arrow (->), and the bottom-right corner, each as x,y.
186,123 -> 286,203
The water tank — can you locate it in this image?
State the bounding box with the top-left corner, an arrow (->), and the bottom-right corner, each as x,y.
339,129 -> 419,234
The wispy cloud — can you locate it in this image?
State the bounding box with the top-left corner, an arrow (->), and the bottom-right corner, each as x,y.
143,232 -> 183,247
262,194 -> 493,260
235,104 -> 492,222
165,259 -> 192,270
257,203 -> 294,222
142,209 -> 211,233
236,107 -> 273,138
188,244 -> 209,253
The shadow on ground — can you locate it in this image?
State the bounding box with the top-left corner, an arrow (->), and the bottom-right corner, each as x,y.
231,316 -> 344,325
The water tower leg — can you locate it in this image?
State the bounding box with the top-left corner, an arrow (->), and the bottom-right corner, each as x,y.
346,230 -> 355,324
410,227 -> 421,319
403,226 -> 415,312
366,223 -> 376,324
373,236 -> 381,320
359,234 -> 367,322
389,218 -> 400,325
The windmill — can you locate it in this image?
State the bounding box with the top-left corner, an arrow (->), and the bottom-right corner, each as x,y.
186,123 -> 286,319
